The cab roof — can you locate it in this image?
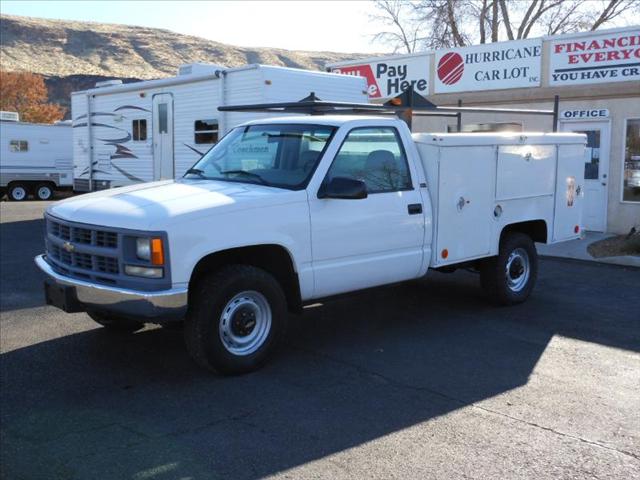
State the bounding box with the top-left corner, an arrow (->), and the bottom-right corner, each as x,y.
239,115 -> 402,128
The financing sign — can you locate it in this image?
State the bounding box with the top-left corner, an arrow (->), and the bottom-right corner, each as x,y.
549,30 -> 640,85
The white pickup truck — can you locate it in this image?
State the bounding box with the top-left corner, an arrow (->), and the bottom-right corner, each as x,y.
36,112 -> 585,374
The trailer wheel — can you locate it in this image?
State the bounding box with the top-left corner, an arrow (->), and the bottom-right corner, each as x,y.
35,183 -> 54,201
8,183 -> 28,201
87,310 -> 145,333
480,232 -> 538,305
184,265 -> 287,375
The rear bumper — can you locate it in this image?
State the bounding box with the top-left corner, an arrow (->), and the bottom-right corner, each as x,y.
35,254 -> 188,321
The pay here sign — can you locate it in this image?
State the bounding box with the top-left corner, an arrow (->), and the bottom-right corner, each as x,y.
331,55 -> 430,100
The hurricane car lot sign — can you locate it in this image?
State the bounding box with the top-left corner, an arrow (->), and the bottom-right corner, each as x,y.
331,55 -> 430,100
435,39 -> 542,93
549,30 -> 640,86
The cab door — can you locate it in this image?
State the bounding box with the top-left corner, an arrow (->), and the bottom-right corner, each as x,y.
308,126 -> 425,298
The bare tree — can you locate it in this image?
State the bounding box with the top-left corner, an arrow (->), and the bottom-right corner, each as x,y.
371,0 -> 639,51
370,0 -> 426,53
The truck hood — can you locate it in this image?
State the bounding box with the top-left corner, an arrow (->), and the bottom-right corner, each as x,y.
47,180 -> 304,230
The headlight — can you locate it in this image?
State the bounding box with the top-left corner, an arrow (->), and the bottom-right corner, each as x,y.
136,237 -> 165,265
136,238 -> 151,261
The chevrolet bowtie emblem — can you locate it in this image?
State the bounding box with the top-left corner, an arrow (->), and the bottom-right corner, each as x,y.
62,241 -> 75,253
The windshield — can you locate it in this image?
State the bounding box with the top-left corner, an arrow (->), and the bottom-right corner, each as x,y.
185,123 -> 336,189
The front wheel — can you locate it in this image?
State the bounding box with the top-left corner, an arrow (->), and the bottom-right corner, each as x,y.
184,265 -> 287,375
480,232 -> 538,305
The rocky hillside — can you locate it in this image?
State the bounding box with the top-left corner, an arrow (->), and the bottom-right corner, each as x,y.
0,14 -> 365,77
1,14 -> 368,116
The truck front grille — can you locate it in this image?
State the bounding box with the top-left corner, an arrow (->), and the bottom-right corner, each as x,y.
46,217 -> 120,282
48,218 -> 118,249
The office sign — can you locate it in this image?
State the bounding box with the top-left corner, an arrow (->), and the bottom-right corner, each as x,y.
331,55 -> 429,99
435,39 -> 542,93
549,30 -> 640,85
560,109 -> 609,120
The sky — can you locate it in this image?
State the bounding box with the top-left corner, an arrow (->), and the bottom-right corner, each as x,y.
1,0 -> 386,54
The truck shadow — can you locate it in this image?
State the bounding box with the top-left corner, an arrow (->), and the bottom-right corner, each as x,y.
2,260 -> 638,479
0,218 -> 48,312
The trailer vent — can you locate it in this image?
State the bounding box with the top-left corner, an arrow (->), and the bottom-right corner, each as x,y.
178,63 -> 225,76
0,111 -> 19,122
94,79 -> 123,88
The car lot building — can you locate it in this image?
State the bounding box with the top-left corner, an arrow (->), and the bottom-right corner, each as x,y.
327,26 -> 640,234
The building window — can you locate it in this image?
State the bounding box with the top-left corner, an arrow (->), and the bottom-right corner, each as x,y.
132,119 -> 147,141
195,119 -> 218,144
9,140 -> 28,152
623,118 -> 640,203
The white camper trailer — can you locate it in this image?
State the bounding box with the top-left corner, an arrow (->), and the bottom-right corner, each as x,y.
71,64 -> 368,191
0,115 -> 73,201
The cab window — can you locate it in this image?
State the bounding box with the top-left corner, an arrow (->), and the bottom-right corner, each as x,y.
325,127 -> 412,193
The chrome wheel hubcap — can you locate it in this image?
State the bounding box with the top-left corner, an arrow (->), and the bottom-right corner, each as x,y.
506,248 -> 530,292
219,291 -> 271,356
12,187 -> 26,200
38,187 -> 51,199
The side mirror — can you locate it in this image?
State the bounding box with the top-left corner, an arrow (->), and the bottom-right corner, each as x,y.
318,176 -> 368,200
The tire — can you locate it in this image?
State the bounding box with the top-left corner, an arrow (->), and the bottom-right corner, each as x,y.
8,183 -> 28,201
184,265 -> 288,375
87,310 -> 145,333
480,232 -> 538,306
35,183 -> 54,201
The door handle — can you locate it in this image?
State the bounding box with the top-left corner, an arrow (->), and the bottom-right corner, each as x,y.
408,203 -> 422,215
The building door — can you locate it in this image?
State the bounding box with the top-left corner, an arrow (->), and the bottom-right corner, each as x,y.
152,93 -> 174,180
562,121 -> 610,232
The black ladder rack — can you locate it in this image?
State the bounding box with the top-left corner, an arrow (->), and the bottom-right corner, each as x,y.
218,88 -> 561,132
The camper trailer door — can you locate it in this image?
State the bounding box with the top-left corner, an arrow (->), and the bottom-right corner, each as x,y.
152,93 -> 174,180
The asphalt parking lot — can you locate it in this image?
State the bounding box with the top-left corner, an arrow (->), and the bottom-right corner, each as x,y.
1,201 -> 639,480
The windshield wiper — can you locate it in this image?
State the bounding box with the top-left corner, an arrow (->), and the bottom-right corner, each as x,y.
220,170 -> 267,185
184,168 -> 206,178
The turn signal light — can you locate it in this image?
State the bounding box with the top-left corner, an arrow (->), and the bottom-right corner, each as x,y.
151,238 -> 164,265
441,249 -> 449,259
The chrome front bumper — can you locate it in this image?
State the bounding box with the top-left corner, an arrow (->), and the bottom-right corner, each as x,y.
35,255 -> 188,320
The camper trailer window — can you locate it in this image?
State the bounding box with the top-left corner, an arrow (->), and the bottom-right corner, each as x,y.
158,104 -> 168,133
9,140 -> 28,152
132,119 -> 147,141
195,119 -> 219,144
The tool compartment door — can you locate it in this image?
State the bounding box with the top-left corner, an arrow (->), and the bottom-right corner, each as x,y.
435,146 -> 494,265
553,144 -> 585,241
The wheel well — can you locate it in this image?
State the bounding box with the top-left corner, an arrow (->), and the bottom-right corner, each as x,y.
500,220 -> 548,245
189,245 -> 302,313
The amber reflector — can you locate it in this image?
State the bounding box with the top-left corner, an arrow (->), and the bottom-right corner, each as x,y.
151,238 -> 164,265
441,249 -> 449,259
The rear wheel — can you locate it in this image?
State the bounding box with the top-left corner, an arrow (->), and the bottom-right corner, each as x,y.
480,232 -> 538,305
87,310 -> 145,333
8,183 -> 28,201
35,183 -> 54,200
184,265 -> 287,375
